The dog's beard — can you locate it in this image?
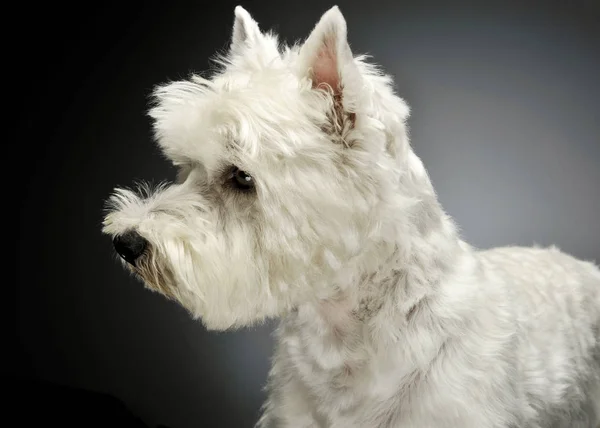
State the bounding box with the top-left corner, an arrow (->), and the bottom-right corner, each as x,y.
129,246 -> 179,300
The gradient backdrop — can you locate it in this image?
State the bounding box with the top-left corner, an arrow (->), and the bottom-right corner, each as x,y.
12,1 -> 599,427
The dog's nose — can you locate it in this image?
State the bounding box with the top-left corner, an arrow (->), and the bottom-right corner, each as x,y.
113,231 -> 147,266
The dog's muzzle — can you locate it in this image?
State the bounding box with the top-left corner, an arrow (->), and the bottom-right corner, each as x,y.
113,230 -> 148,266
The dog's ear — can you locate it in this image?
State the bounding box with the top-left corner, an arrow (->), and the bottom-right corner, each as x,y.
298,7 -> 362,108
231,6 -> 262,54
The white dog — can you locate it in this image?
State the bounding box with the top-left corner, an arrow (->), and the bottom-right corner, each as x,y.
103,5 -> 600,427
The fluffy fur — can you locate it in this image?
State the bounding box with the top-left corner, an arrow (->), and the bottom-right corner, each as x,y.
103,6 -> 600,427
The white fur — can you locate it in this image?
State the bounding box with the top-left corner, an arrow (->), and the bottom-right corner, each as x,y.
103,6 -> 600,427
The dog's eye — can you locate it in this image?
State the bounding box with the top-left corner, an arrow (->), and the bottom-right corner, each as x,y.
230,167 -> 254,191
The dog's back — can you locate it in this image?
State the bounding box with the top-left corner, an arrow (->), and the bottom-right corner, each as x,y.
479,245 -> 600,427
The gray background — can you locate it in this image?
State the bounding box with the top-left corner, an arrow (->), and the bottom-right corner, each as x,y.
12,0 -> 599,427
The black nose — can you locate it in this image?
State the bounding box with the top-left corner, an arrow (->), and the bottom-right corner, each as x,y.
113,231 -> 147,266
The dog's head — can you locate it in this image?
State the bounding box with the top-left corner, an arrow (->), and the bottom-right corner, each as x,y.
103,6 -> 419,330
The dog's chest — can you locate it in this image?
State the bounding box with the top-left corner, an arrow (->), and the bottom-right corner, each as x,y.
283,329 -> 425,427
282,302 -> 415,425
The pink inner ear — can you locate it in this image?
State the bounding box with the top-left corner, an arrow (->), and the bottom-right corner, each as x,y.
312,38 -> 340,93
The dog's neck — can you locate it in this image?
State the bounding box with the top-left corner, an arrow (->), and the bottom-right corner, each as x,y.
290,152 -> 471,350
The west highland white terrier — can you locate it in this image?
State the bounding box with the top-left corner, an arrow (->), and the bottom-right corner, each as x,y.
103,6 -> 600,427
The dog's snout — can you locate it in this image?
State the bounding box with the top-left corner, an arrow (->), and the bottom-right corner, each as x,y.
113,231 -> 147,266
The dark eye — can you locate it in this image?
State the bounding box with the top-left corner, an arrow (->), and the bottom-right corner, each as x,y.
230,167 -> 254,191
